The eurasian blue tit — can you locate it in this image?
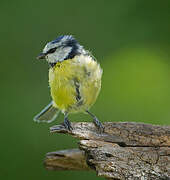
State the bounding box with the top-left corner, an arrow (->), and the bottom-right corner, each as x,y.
34,35 -> 103,131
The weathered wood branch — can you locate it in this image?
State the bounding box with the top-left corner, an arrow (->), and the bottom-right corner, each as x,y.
44,122 -> 170,180
45,149 -> 90,171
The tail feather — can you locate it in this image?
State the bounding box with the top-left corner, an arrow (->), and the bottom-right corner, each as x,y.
33,101 -> 60,123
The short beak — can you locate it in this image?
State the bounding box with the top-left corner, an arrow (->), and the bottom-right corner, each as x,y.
36,53 -> 46,60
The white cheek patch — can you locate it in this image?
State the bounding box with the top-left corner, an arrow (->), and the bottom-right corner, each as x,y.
47,46 -> 72,63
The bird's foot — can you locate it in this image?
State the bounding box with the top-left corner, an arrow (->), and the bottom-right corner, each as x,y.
86,110 -> 104,133
63,117 -> 73,131
93,117 -> 104,133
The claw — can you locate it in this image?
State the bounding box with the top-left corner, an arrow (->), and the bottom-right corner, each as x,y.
63,116 -> 73,131
93,117 -> 104,133
86,110 -> 104,133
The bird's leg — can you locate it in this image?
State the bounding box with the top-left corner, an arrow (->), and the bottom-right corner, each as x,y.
63,112 -> 73,131
86,110 -> 104,132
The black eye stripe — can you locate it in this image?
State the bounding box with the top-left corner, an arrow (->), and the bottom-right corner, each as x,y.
47,47 -> 57,54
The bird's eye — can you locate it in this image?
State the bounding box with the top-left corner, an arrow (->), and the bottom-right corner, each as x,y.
47,47 -> 57,54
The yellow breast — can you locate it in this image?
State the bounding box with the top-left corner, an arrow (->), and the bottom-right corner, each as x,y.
49,55 -> 102,113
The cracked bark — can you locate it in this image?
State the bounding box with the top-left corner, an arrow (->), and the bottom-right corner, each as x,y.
44,122 -> 170,180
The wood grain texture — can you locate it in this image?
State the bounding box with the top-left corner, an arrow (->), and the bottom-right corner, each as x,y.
45,122 -> 170,179
45,149 -> 90,171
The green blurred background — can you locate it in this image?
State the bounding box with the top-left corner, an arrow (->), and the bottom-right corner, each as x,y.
1,0 -> 170,179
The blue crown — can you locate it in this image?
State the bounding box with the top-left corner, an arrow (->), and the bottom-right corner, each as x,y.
51,35 -> 75,44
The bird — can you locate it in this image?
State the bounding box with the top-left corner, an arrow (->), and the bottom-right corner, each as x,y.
34,35 -> 104,132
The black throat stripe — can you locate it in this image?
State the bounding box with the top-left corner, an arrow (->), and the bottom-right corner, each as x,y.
73,78 -> 81,102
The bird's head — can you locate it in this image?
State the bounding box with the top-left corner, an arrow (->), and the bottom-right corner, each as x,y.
37,35 -> 86,64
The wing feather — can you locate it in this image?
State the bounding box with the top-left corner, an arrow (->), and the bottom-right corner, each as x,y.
33,101 -> 60,123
